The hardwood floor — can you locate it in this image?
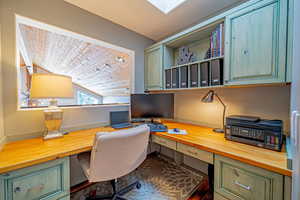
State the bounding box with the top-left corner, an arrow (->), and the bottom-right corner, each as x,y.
188,177 -> 213,200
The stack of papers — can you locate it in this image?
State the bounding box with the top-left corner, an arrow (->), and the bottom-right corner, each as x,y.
168,129 -> 188,135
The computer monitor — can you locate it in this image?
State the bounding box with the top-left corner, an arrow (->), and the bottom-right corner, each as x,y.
130,94 -> 174,119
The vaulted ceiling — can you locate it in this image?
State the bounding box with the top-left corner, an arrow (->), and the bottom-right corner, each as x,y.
18,24 -> 132,97
64,0 -> 246,41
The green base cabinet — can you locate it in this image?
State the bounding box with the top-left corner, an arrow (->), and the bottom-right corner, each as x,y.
224,0 -> 288,85
0,157 -> 70,200
215,155 -> 283,200
144,45 -> 164,91
58,195 -> 70,200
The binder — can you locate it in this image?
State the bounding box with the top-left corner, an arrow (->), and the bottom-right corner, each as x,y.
211,59 -> 223,86
200,62 -> 210,87
171,68 -> 179,88
165,69 -> 172,89
180,66 -> 188,88
190,64 -> 199,87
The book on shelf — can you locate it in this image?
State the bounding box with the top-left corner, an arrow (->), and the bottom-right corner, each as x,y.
210,23 -> 224,58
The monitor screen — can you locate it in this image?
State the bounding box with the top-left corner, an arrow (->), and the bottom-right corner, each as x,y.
131,94 -> 174,119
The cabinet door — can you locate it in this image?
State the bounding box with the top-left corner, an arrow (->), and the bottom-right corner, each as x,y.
0,157 -> 70,200
144,46 -> 163,91
224,0 -> 287,85
215,155 -> 283,200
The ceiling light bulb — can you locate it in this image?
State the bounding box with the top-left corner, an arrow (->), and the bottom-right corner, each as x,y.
116,56 -> 125,63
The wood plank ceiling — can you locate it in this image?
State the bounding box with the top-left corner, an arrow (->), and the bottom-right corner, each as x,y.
18,24 -> 132,96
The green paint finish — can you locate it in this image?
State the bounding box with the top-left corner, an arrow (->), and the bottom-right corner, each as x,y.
284,176 -> 292,200
286,0 -> 294,82
58,195 -> 70,200
215,155 -> 283,200
144,45 -> 164,91
224,0 -> 288,85
0,157 -> 70,200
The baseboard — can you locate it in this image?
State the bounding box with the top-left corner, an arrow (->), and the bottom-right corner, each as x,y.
0,136 -> 7,151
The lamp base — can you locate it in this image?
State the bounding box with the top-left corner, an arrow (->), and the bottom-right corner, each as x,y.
44,108 -> 63,140
213,128 -> 224,133
44,131 -> 64,140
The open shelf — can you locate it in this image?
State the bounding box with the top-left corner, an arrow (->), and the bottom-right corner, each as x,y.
163,19 -> 224,70
147,83 -> 291,93
169,56 -> 224,69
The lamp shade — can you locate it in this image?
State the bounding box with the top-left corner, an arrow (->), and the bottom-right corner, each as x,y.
201,90 -> 214,103
30,73 -> 73,99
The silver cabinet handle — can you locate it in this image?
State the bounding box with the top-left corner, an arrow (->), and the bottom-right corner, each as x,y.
243,50 -> 249,55
187,150 -> 198,156
234,180 -> 251,191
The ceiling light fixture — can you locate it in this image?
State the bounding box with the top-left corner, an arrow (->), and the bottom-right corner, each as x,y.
147,0 -> 187,14
116,56 -> 125,63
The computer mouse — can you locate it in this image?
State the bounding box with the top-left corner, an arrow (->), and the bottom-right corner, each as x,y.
173,128 -> 180,132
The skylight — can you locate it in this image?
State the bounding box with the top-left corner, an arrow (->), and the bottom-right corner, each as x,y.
147,0 -> 187,14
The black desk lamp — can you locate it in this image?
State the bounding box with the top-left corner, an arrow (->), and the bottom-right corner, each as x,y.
201,90 -> 226,133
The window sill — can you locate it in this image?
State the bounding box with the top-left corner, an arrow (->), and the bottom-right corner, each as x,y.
18,103 -> 130,111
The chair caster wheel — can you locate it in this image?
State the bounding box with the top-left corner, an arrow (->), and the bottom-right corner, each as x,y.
136,182 -> 141,189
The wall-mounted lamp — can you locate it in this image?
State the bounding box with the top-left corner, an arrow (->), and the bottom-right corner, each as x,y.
201,90 -> 226,133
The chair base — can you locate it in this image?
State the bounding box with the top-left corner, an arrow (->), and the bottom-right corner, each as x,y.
86,180 -> 141,200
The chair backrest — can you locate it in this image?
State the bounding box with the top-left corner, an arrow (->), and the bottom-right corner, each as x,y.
89,125 -> 150,182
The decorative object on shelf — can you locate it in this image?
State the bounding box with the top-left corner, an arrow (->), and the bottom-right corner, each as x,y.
201,90 -> 226,133
30,73 -> 73,140
177,46 -> 196,65
204,48 -> 211,59
210,23 -> 224,58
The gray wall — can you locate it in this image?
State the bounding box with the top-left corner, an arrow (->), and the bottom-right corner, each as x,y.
0,15 -> 5,148
0,0 -> 154,140
174,86 -> 291,133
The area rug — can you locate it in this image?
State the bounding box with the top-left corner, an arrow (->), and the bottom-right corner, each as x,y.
71,155 -> 204,200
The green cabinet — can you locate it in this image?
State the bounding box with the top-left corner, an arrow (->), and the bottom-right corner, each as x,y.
144,45 -> 164,91
224,0 -> 288,85
0,157 -> 70,200
215,155 -> 283,200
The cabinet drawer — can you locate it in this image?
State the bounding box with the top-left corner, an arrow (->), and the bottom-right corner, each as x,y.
214,192 -> 229,200
58,195 -> 70,200
177,143 -> 213,164
0,157 -> 70,200
152,135 -> 176,150
215,155 -> 283,200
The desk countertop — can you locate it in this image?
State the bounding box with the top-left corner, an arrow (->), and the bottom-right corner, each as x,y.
0,122 -> 291,176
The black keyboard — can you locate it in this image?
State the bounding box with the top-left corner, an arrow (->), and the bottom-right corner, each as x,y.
146,123 -> 168,132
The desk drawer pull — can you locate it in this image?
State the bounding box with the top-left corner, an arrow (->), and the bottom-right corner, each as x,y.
234,180 -> 251,191
187,150 -> 198,156
159,140 -> 167,144
14,187 -> 21,193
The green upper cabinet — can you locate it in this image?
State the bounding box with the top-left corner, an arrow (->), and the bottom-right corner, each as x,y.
224,0 -> 288,85
144,45 -> 164,91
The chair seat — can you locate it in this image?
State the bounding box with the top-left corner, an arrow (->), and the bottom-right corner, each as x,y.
78,152 -> 91,178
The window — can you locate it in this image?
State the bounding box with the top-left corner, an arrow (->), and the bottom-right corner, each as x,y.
147,0 -> 187,14
77,91 -> 99,105
16,16 -> 134,109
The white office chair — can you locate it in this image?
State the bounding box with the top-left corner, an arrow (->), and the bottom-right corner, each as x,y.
77,125 -> 150,200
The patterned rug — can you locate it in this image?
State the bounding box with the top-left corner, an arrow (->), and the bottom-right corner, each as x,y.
71,155 -> 204,200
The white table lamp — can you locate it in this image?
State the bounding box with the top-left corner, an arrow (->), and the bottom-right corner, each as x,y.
30,73 -> 73,140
